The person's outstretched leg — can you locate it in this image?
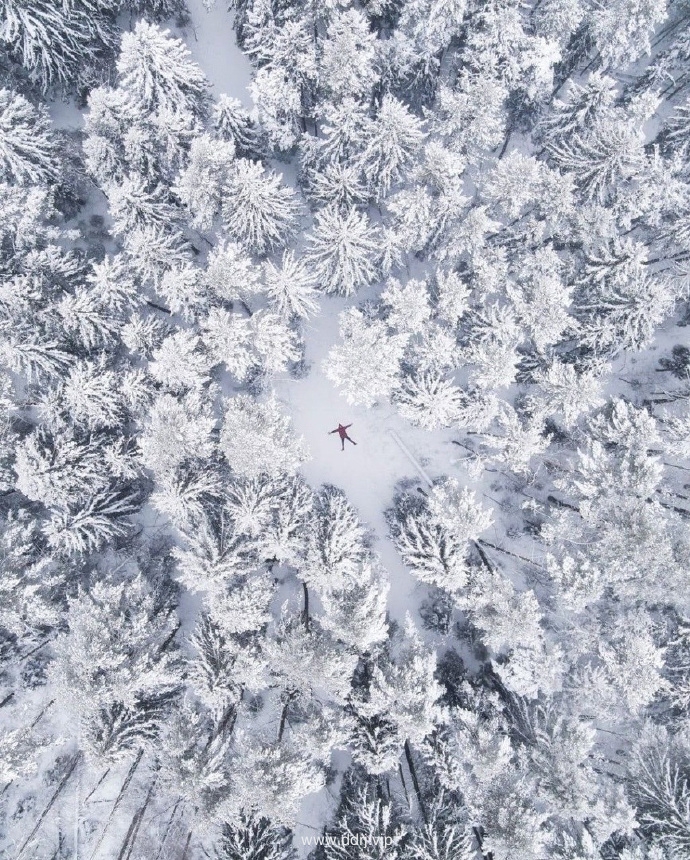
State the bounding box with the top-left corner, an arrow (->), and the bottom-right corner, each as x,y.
341,438 -> 345,451
347,436 -> 357,446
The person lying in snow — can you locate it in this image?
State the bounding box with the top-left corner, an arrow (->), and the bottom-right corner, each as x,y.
329,423 -> 357,451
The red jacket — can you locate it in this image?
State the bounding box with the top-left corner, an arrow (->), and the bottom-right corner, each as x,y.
331,423 -> 352,439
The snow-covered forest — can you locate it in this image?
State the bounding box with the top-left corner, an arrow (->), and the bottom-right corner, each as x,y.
1,0 -> 690,857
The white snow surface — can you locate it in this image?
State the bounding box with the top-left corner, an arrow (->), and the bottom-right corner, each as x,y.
183,0 -> 254,106
48,98 -> 84,131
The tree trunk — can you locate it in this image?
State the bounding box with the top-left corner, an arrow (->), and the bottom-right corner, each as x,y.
278,691 -> 296,742
403,740 -> 428,825
88,748 -> 144,860
205,697 -> 240,752
49,830 -> 65,860
84,768 -> 110,804
158,620 -> 182,656
398,762 -> 411,810
145,300 -> 171,315
18,753 -> 82,859
32,699 -> 55,728
375,779 -> 386,832
665,461 -> 690,472
546,494 -> 580,513
655,499 -> 690,517
651,14 -> 690,47
579,50 -> 601,76
74,720 -> 81,860
477,538 -> 545,571
153,797 -> 182,860
181,831 -> 193,860
20,635 -> 55,663
498,128 -> 512,159
302,581 -> 310,632
472,539 -> 496,574
473,826 -> 494,860
118,777 -> 158,860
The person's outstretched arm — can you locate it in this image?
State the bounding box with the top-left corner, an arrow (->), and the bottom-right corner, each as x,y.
343,424 -> 352,429
329,427 -> 339,434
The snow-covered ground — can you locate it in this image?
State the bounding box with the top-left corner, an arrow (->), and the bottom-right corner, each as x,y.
48,98 -> 84,131
183,0 -> 254,106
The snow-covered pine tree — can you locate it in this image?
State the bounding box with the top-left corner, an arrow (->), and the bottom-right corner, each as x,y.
149,329 -> 212,392
324,308 -> 408,407
304,485 -> 368,590
266,604 -> 358,705
367,615 -> 446,752
117,20 -> 209,118
587,0 -> 668,69
139,391 -> 216,477
396,0 -> 470,71
213,95 -> 263,159
222,159 -> 300,255
124,224 -> 192,288
214,810 -> 296,860
255,475 -> 313,566
319,8 -> 379,102
264,250 -> 320,321
360,94 -> 426,201
628,722 -> 690,857
305,206 -> 381,297
390,480 -> 491,594
106,173 -> 181,237
319,562 -> 389,652
0,0 -> 116,91
227,729 -> 326,827
318,777 -> 406,860
201,307 -> 255,381
50,569 -> 181,760
0,509 -> 61,647
395,370 -> 465,431
0,89 -> 57,185
174,133 -> 236,230
220,394 -> 308,478
203,239 -> 263,306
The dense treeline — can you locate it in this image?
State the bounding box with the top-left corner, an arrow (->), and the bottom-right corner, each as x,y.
0,0 -> 689,858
